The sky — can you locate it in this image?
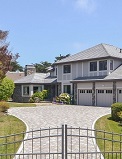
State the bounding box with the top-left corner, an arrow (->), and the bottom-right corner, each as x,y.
0,0 -> 122,67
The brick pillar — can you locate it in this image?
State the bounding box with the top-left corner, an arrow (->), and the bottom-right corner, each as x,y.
113,81 -> 116,103
92,82 -> 95,106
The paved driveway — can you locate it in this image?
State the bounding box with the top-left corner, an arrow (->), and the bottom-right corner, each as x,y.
8,105 -> 110,158
9,105 -> 110,129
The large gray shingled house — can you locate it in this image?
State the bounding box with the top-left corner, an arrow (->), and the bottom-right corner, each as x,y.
13,43 -> 122,106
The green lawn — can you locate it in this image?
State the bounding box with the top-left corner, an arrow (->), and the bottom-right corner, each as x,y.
95,114 -> 122,159
0,112 -> 26,158
8,102 -> 36,107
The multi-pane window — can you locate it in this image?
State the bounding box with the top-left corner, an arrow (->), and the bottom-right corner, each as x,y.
64,85 -> 71,94
110,60 -> 113,70
98,90 -> 104,93
106,90 -> 112,94
87,90 -> 92,93
63,65 -> 71,73
99,60 -> 107,71
90,61 -> 97,71
80,90 -> 85,93
23,86 -> 29,95
33,86 -> 43,93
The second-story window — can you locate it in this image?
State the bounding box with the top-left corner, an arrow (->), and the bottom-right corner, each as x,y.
63,65 -> 71,73
99,60 -> 107,71
90,61 -> 97,71
110,60 -> 113,70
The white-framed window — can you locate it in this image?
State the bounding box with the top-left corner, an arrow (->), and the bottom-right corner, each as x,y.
63,65 -> 71,73
64,85 -> 71,94
33,86 -> 43,93
23,86 -> 29,96
99,60 -> 107,71
110,60 -> 113,70
90,61 -> 97,71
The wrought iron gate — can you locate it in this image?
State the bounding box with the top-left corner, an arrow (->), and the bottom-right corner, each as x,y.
0,125 -> 122,159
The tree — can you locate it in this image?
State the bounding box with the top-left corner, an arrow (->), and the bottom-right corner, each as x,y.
34,61 -> 52,73
11,61 -> 23,72
55,54 -> 70,62
0,30 -> 13,80
0,77 -> 15,101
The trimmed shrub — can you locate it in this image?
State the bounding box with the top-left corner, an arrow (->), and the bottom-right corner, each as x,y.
0,101 -> 10,112
42,90 -> 48,99
56,93 -> 70,104
111,102 -> 122,121
29,92 -> 44,103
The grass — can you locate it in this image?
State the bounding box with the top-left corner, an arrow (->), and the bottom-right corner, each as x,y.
8,102 -> 36,107
0,112 -> 26,158
95,114 -> 122,159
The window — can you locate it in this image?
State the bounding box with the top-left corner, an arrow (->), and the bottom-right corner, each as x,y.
110,60 -> 113,70
87,90 -> 92,93
98,90 -> 104,93
33,86 -> 42,93
80,90 -> 85,93
64,85 -> 71,94
63,65 -> 71,73
99,60 -> 107,71
106,90 -> 112,94
119,90 -> 122,94
56,67 -> 57,76
90,61 -> 97,71
23,86 -> 29,95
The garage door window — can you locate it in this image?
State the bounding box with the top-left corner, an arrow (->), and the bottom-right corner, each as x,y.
80,90 -> 85,93
119,90 -> 122,94
87,90 -> 92,93
106,90 -> 112,94
98,90 -> 104,93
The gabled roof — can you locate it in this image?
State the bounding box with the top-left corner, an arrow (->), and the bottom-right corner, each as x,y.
71,64 -> 122,82
54,43 -> 122,64
14,73 -> 57,84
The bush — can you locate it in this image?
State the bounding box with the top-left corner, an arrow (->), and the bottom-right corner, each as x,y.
0,101 -> 10,112
0,77 -> 15,101
56,93 -> 70,104
42,90 -> 48,99
111,102 -> 122,121
29,92 -> 44,103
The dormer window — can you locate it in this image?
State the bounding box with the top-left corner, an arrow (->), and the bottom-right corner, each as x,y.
110,60 -> 113,70
90,61 -> 97,71
99,60 -> 107,71
63,65 -> 71,73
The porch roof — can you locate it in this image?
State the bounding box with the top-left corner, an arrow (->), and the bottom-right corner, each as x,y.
14,73 -> 57,84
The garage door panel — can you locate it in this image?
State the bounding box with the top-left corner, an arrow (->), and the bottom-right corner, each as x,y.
117,89 -> 122,103
96,89 -> 113,107
78,89 -> 92,106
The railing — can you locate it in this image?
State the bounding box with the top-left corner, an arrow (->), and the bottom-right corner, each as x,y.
0,125 -> 122,159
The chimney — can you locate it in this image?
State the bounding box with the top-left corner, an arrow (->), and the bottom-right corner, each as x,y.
24,65 -> 36,76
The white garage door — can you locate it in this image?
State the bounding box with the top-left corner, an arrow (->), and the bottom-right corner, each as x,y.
96,89 -> 113,107
117,89 -> 122,103
78,89 -> 92,106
